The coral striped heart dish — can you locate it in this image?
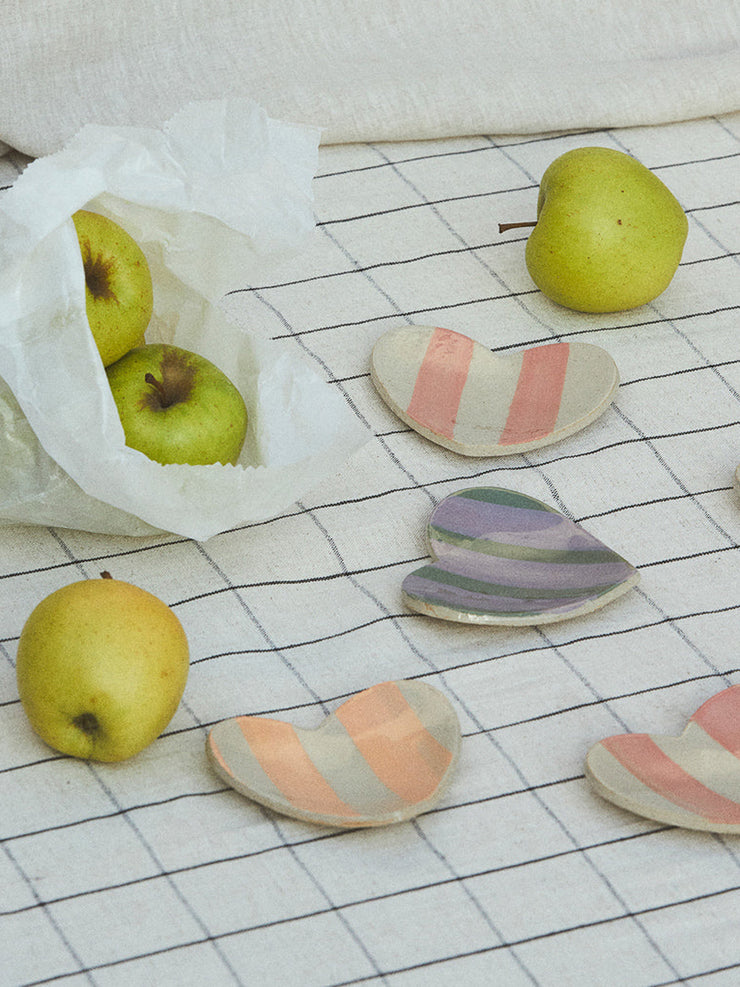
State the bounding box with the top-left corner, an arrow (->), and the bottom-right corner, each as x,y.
402,487 -> 639,626
371,325 -> 619,456
586,685 -> 740,833
206,680 -> 461,827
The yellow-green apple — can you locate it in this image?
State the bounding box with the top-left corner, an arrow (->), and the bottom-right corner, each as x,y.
106,343 -> 248,466
505,147 -> 688,313
16,573 -> 189,762
72,209 -> 154,366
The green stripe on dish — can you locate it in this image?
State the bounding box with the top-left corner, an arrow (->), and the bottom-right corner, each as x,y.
455,488 -> 554,511
411,565 -> 619,600
429,525 -> 621,564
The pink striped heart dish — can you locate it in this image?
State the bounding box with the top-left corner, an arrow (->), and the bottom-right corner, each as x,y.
585,685 -> 740,833
206,680 -> 461,827
371,325 -> 619,456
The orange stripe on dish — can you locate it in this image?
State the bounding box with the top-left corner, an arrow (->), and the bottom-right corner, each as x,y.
692,684 -> 740,757
237,717 -> 359,819
406,327 -> 474,439
602,733 -> 740,826
336,681 -> 453,803
499,342 -> 570,445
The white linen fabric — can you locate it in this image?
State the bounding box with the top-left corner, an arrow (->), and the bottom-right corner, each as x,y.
1,110 -> 740,985
1,0 -> 739,156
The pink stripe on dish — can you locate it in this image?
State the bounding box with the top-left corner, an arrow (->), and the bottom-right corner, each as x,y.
692,684 -> 740,757
406,327 -> 474,439
602,733 -> 740,826
499,342 -> 570,445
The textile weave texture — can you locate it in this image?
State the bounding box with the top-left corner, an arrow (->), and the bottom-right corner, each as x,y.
1,110 -> 740,985
0,0 -> 738,156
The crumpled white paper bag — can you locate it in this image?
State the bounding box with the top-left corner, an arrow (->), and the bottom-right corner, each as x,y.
0,99 -> 370,541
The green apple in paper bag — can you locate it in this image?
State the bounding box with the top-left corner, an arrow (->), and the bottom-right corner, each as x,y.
106,342 -> 248,466
72,209 -> 154,366
16,574 -> 189,762
511,147 -> 689,313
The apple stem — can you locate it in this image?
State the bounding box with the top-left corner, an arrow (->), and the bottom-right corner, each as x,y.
101,571 -> 112,579
145,372 -> 173,408
498,221 -> 537,233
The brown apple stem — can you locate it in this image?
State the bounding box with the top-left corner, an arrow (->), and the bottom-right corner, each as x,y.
100,571 -> 113,579
145,371 -> 173,408
498,221 -> 537,233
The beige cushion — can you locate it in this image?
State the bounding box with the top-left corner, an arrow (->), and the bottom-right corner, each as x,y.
2,0 -> 739,156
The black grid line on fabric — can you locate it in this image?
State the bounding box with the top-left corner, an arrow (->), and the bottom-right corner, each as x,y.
315,136 -> 740,187
227,238 -> 525,294
324,885 -> 740,987
612,412 -> 739,546
1,839 -> 93,984
0,765 -> 732,909
313,129 -> 598,179
230,243 -> 739,299
188,539 -> 328,710
264,299 -> 740,344
414,817 -> 543,985
341,142 -> 558,336
244,269 -> 437,516
0,532 -> 189,581
4,821 -> 675,924
16,880 -> 738,987
652,966 -> 740,987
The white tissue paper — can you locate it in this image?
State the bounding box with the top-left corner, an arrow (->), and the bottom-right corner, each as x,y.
0,99 -> 370,541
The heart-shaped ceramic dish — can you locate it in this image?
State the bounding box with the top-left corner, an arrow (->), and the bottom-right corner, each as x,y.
206,680 -> 461,827
585,684 -> 740,833
402,487 -> 639,626
371,325 -> 619,456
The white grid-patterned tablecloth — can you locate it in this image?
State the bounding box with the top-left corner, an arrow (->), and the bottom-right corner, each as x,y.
2,110 -> 740,986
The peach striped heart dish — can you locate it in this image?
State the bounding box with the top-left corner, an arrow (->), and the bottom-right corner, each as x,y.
206,680 -> 461,827
371,325 -> 619,456
585,685 -> 740,833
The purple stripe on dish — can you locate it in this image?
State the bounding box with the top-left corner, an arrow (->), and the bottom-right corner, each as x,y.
425,551 -> 634,590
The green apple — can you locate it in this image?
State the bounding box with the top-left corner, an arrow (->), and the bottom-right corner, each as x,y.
516,147 -> 688,313
106,342 -> 248,466
72,209 -> 154,366
16,573 -> 189,762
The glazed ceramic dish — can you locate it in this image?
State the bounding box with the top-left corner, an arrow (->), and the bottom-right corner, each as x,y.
207,680 -> 461,828
402,487 -> 640,626
586,684 -> 740,833
371,324 -> 619,456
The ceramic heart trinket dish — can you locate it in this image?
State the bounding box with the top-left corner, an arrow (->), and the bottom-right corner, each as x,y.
207,680 -> 461,827
402,487 -> 639,625
586,685 -> 740,833
371,325 -> 619,456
